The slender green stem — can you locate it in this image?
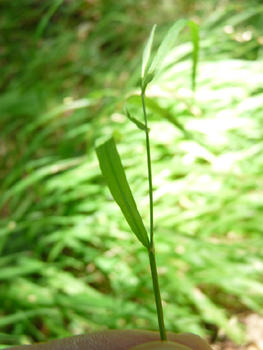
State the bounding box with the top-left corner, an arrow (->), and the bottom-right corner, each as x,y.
148,248 -> 167,341
141,91 -> 154,247
141,89 -> 167,341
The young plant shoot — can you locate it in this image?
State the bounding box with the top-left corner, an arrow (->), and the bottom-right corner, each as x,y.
96,19 -> 199,342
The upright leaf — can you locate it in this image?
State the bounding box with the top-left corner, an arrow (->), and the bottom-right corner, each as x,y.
142,24 -> 157,80
142,19 -> 200,93
35,0 -> 64,40
188,20 -> 199,93
142,19 -> 188,91
95,137 -> 150,249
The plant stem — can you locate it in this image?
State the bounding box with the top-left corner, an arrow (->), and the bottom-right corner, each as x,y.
148,248 -> 167,341
141,91 -> 154,247
141,90 -> 167,341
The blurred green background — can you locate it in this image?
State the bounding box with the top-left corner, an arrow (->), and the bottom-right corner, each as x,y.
1,0 -> 263,347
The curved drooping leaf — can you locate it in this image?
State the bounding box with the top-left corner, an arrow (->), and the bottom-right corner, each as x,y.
125,108 -> 150,133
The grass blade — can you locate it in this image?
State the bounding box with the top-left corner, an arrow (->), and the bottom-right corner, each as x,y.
188,20 -> 199,92
35,0 -> 64,40
142,19 -> 199,93
142,19 -> 188,91
126,108 -> 150,133
95,137 -> 150,249
142,24 -> 157,79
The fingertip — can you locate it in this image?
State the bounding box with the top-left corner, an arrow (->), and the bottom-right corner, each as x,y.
167,332 -> 212,350
129,341 -> 192,350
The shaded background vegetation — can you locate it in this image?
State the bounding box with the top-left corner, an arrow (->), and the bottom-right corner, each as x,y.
1,0 -> 263,347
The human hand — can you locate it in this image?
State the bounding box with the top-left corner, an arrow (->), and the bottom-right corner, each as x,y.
7,329 -> 213,350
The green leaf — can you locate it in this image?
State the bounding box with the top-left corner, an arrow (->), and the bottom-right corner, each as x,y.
35,0 -> 65,40
126,109 -> 150,133
142,24 -> 157,79
142,19 -> 199,93
188,20 -> 199,92
142,19 -> 188,92
95,137 -> 150,248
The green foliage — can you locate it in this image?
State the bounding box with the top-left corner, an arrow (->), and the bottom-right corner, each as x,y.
1,0 -> 263,347
125,109 -> 150,133
141,20 -> 199,93
96,137 -> 150,248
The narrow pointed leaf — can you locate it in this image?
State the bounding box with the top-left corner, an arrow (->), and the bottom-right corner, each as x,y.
96,137 -> 150,249
142,24 -> 157,79
142,19 -> 199,93
126,109 -> 150,133
142,19 -> 188,90
188,20 -> 199,93
35,0 -> 64,40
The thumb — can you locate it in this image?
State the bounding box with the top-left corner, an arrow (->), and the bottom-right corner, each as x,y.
6,330 -> 213,350
129,341 -> 193,349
